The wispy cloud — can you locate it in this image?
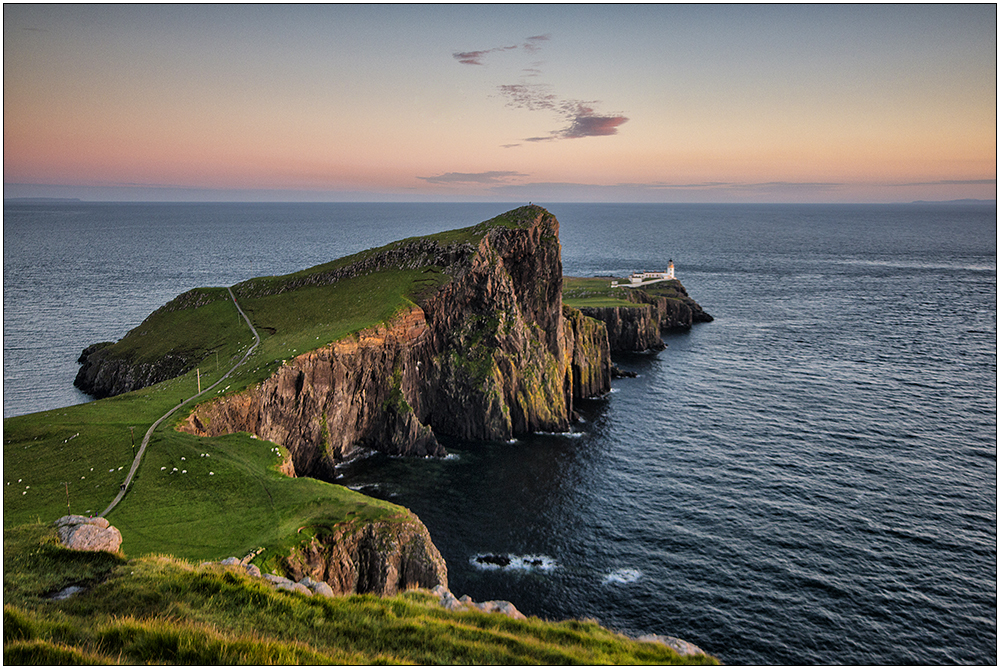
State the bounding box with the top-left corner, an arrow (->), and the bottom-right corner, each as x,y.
417,170 -> 528,185
896,179 -> 996,186
497,81 -> 628,143
455,34 -> 627,145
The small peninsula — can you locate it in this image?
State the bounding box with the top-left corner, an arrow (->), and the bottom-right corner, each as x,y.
4,205 -> 716,665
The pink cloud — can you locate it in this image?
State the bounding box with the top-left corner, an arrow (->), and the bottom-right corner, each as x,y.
418,170 -> 528,185
453,34 -> 551,65
498,84 -> 628,140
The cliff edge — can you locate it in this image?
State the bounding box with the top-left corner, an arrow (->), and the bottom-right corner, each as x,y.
564,276 -> 713,352
137,205 -> 613,477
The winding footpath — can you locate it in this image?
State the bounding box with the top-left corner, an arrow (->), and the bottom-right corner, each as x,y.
99,288 -> 260,518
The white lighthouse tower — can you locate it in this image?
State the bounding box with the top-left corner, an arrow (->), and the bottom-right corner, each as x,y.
666,259 -> 675,280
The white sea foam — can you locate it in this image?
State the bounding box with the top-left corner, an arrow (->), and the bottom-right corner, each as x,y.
470,553 -> 558,572
603,568 -> 643,585
335,449 -> 377,468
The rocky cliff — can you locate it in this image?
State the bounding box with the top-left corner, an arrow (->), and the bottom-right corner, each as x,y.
577,304 -> 665,353
278,515 -> 448,596
579,280 -> 713,352
635,281 -> 714,331
75,342 -> 192,399
176,206 -> 611,477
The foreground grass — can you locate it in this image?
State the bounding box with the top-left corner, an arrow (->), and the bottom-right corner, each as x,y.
4,525 -> 715,665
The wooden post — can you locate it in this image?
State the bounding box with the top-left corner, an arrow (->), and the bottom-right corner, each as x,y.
64,481 -> 70,512
129,426 -> 135,457
197,368 -> 201,394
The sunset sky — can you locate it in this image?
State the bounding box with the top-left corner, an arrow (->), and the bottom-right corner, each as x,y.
4,4 -> 996,203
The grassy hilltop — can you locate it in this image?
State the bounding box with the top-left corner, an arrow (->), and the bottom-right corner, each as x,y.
562,275 -> 692,308
4,207 -> 716,664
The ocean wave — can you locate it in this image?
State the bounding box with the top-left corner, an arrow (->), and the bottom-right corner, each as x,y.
470,553 -> 558,572
535,430 -> 586,438
334,448 -> 377,468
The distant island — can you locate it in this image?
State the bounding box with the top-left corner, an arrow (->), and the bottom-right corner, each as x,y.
4,197 -> 83,203
911,198 -> 996,205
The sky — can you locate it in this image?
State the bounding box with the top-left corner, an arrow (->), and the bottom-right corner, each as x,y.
3,4 -> 997,203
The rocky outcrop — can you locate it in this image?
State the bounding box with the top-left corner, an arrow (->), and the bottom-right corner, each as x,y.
580,280 -> 713,352
55,515 -> 122,553
578,304 -> 664,353
637,634 -> 711,659
73,289 -> 229,399
634,281 -> 714,331
180,206 -> 612,475
75,347 -> 193,399
432,584 -> 526,620
562,305 -> 613,398
276,516 -> 448,596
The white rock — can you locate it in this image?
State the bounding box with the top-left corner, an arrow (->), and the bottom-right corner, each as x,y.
637,634 -> 708,658
55,515 -> 121,553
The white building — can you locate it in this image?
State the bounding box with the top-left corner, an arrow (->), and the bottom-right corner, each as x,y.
612,260 -> 675,288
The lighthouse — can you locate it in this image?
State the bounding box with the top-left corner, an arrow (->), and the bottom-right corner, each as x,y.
666,259 -> 675,280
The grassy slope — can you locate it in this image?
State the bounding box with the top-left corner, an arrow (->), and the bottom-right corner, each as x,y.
3,525 -> 714,665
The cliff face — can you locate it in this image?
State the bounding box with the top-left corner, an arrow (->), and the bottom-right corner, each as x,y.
638,281 -> 714,331
562,306 -> 613,399
581,281 -> 713,352
179,206 -> 611,476
279,516 -> 448,596
76,344 -> 192,399
578,305 -> 664,353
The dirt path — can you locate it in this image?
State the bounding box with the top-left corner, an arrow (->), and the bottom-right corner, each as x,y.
99,288 -> 260,518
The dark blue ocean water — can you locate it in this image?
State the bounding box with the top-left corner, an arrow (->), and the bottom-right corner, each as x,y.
4,202 -> 996,664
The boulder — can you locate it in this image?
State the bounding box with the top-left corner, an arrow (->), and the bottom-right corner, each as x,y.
637,634 -> 709,658
55,515 -> 122,553
299,576 -> 335,598
433,585 -> 526,620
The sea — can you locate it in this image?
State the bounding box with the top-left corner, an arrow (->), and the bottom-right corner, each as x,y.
3,201 -> 996,664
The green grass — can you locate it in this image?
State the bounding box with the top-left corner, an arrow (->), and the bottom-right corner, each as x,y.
3,396 -> 408,561
4,524 -> 716,665
562,276 -> 636,308
562,276 -> 687,309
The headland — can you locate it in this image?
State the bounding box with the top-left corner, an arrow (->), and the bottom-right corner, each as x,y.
3,205 -> 716,664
